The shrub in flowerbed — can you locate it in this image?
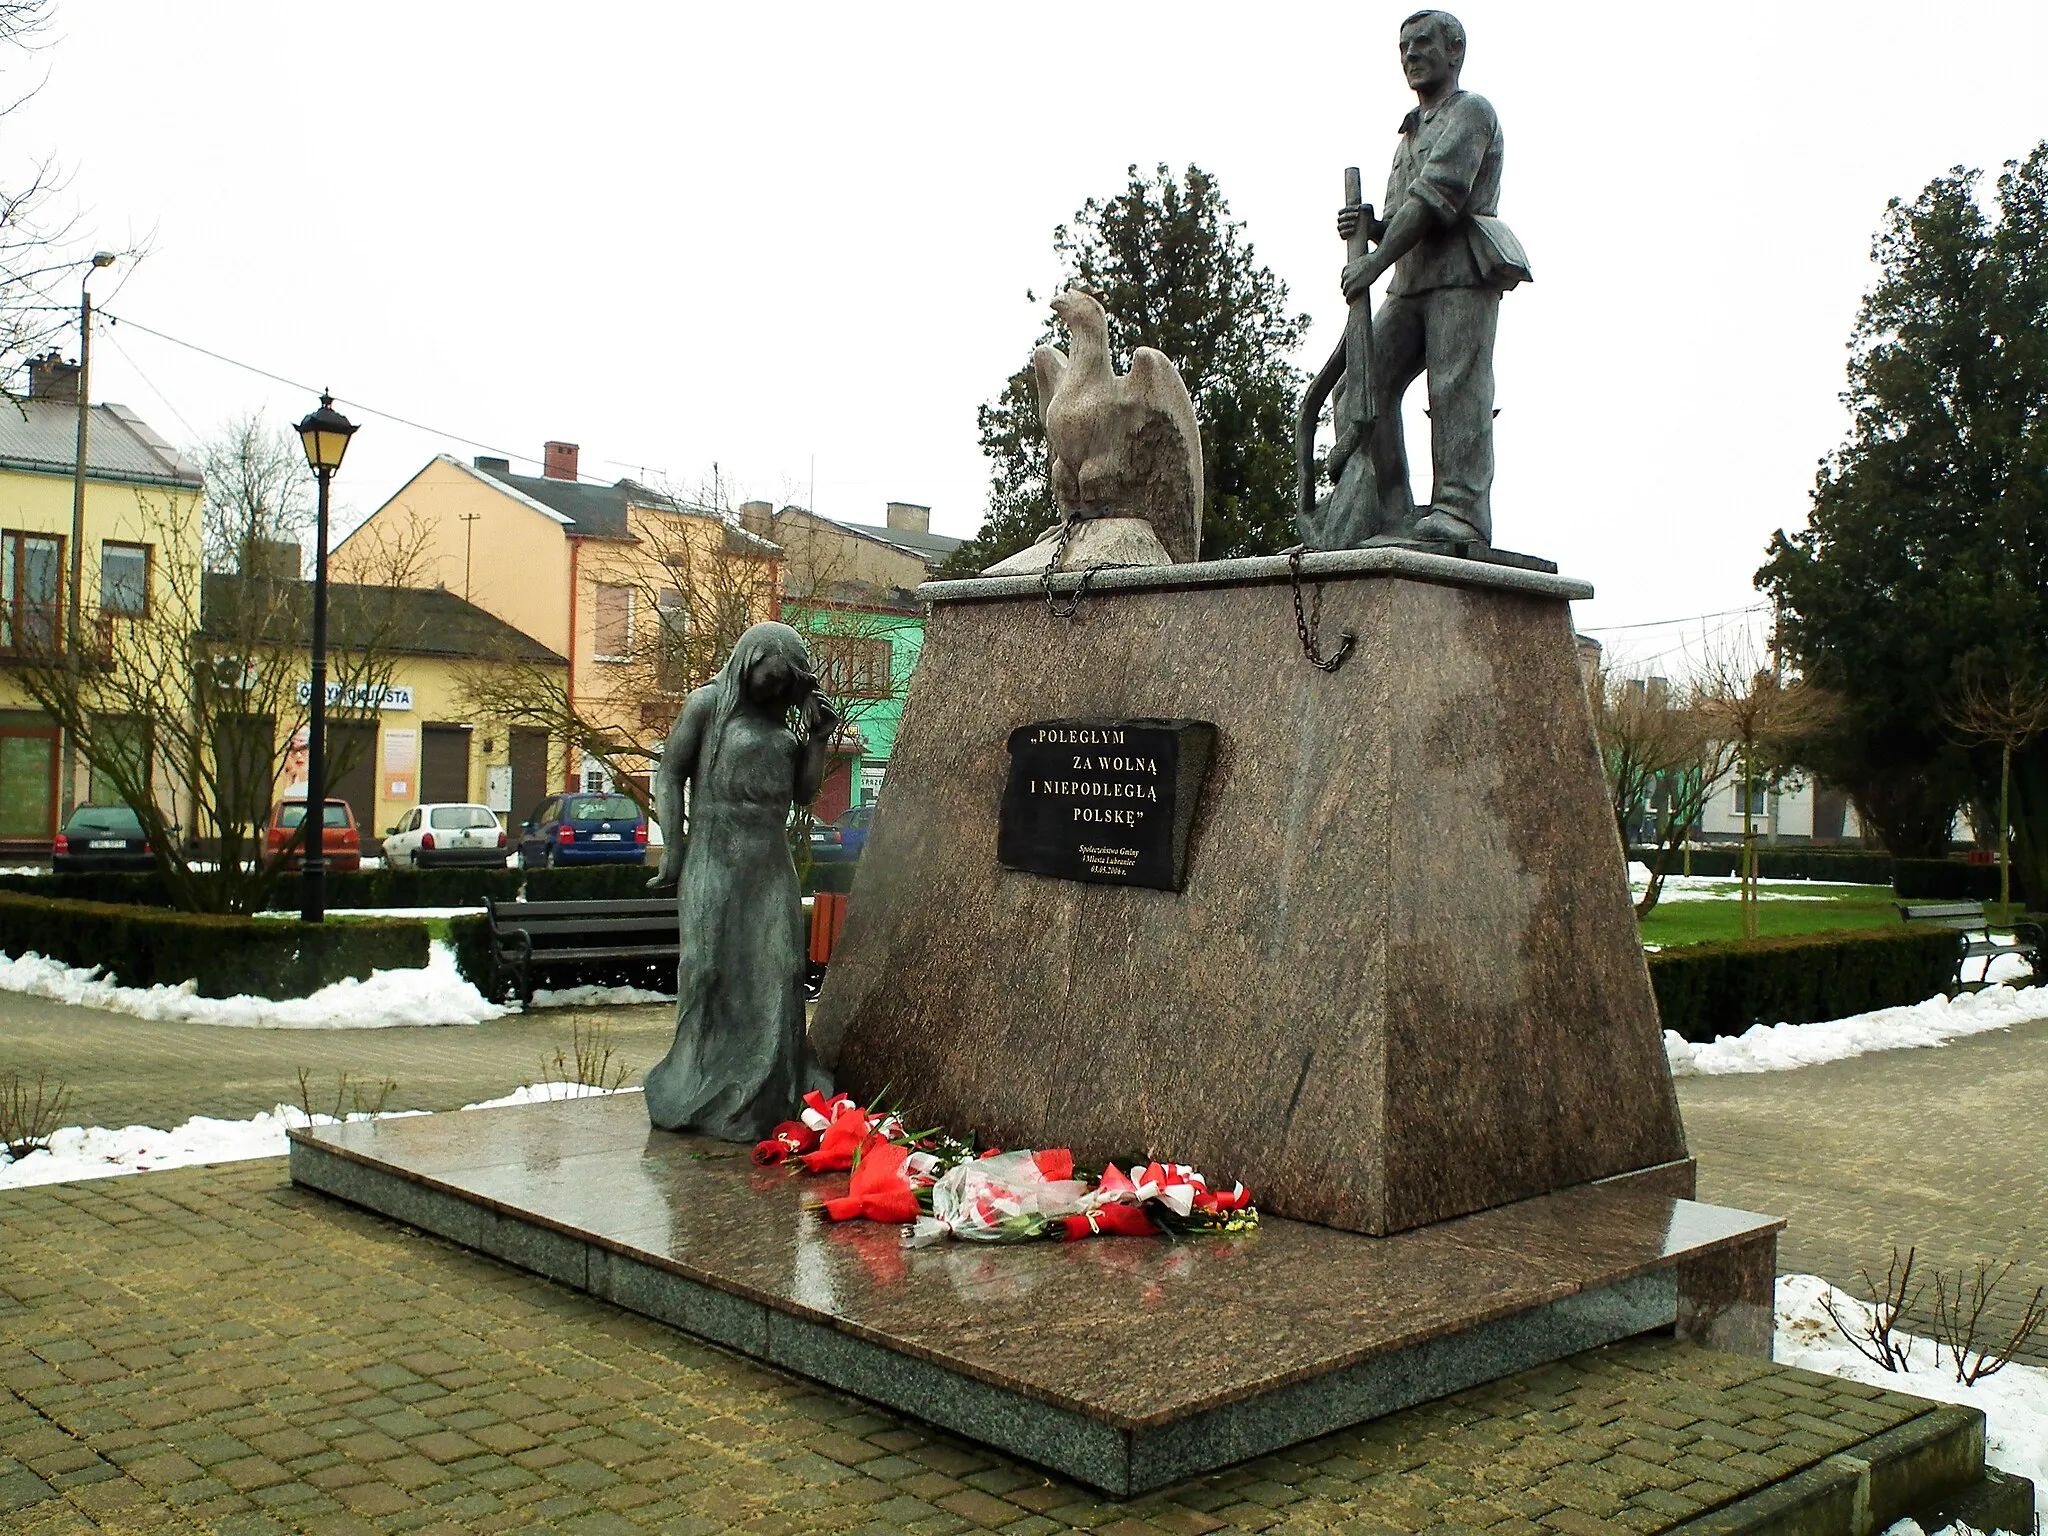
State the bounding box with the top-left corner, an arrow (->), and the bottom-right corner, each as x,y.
1891,858 -> 2002,902
0,892 -> 428,999
803,860 -> 859,896
1648,926 -> 1963,1041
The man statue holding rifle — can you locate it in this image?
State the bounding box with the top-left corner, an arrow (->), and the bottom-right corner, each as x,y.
1303,9 -> 1529,551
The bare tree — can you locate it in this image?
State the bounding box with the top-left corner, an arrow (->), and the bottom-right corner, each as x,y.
1595,670 -> 1740,918
14,475 -> 431,914
199,415 -> 313,574
455,483 -> 780,813
1694,645 -> 1835,938
1942,656 -> 2048,914
0,2 -> 150,403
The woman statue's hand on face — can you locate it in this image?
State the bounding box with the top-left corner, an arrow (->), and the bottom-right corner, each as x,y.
800,689 -> 839,741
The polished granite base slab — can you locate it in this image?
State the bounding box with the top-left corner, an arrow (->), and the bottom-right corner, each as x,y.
289,1095 -> 1782,1497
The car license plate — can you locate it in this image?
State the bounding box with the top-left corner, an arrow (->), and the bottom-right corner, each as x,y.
90,839 -> 129,849
592,833 -> 621,841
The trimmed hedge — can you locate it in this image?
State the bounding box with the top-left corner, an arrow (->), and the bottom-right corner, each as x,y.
449,913 -> 494,996
0,892 -> 428,999
524,863 -> 665,902
1891,858 -> 2003,902
1626,848 -> 1896,884
1648,926 -> 1963,1042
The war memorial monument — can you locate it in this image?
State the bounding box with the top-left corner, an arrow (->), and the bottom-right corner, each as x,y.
288,13 -> 2031,1527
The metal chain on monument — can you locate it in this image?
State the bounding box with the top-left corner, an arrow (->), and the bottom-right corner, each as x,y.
1288,547 -> 1356,672
1041,515 -> 1098,620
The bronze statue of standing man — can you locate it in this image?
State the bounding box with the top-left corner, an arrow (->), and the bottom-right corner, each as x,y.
1300,10 -> 1529,552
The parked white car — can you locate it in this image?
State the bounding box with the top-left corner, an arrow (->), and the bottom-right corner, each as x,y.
383,803 -> 509,870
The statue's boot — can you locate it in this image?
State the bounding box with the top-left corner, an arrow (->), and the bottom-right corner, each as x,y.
1408,506 -> 1489,548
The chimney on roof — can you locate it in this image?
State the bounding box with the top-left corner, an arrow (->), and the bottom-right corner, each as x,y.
474,455 -> 510,474
544,441 -> 579,481
26,350 -> 79,403
739,500 -> 774,538
885,501 -> 930,535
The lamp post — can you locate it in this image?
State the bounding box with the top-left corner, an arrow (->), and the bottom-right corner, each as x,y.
60,251 -> 118,823
294,392 -> 357,924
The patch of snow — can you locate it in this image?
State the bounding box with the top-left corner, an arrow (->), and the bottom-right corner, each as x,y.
0,864 -> 46,876
0,941 -> 507,1029
1667,984 -> 2048,1076
0,1082 -> 638,1190
528,982 -> 674,1009
1779,1273 -> 2048,1489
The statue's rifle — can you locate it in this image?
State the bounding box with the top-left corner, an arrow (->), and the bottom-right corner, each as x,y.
1296,167 -> 1378,528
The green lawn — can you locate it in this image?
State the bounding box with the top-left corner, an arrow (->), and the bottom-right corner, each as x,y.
1636,882 -> 1901,948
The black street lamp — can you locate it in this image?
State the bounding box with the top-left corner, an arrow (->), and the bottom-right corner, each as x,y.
295,392 -> 357,924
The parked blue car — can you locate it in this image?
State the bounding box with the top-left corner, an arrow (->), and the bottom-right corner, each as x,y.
517,792 -> 648,867
807,803 -> 874,864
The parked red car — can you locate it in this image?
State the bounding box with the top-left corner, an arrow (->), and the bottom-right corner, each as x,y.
265,798 -> 362,872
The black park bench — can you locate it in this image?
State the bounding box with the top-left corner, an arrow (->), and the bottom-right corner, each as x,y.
1896,900 -> 2045,991
483,896 -> 680,1006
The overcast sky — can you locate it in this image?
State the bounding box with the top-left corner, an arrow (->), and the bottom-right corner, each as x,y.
19,2 -> 2047,668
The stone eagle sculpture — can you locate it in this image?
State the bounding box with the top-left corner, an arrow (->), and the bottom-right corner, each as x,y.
982,290 -> 1204,575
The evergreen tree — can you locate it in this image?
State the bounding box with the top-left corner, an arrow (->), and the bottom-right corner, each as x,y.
942,164 -> 1309,574
1759,144 -> 2048,878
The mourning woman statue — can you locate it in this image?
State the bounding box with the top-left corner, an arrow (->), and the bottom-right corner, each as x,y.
643,621 -> 837,1140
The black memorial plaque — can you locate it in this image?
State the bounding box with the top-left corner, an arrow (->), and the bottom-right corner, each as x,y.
997,718 -> 1217,892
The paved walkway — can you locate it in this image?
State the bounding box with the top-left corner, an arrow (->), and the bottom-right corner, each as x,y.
0,995 -> 682,1130
1,1161 -> 1933,1536
0,990 -> 2043,1529
1679,1012 -> 2048,1367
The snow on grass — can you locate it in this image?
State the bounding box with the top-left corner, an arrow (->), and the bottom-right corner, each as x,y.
0,1082 -> 637,1190
1779,1273 -> 2048,1489
1665,982 -> 2048,1076
0,941 -> 508,1028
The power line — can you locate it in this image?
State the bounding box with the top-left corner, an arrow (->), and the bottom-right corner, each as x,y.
1579,603 -> 1770,634
97,310 -> 624,485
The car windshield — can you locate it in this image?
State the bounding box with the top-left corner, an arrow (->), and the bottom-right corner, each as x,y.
430,806 -> 498,830
67,805 -> 143,835
565,796 -> 639,822
279,803 -> 351,829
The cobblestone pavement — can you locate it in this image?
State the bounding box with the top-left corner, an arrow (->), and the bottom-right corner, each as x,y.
1679,1011 -> 2048,1366
0,994 -> 680,1130
1,1162 -> 1939,1536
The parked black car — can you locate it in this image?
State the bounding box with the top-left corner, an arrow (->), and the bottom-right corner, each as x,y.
52,803 -> 154,872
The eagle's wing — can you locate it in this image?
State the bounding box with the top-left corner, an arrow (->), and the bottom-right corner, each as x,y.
1128,348 -> 1205,560
1031,344 -> 1067,426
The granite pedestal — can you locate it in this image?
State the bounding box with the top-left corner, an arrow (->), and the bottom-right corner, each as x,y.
814,549 -> 1686,1236
289,1095 -> 1781,1497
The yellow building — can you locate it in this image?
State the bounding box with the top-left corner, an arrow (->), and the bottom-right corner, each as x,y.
337,443 -> 781,806
0,356 -> 203,854
198,574 -> 568,848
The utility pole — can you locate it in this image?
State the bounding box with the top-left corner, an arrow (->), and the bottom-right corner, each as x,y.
61,252 -> 117,824
459,512 -> 481,600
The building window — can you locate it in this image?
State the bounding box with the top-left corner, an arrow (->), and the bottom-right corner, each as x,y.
101,541 -> 150,616
656,589 -> 690,693
593,584 -> 634,662
814,633 -> 893,701
0,530 -> 62,655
